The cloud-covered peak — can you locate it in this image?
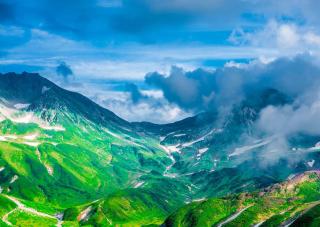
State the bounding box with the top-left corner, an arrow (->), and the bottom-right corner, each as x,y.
144,54 -> 320,112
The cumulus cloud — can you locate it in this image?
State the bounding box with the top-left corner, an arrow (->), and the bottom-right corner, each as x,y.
62,80 -> 191,123
145,66 -> 215,110
101,94 -> 190,123
144,54 -> 320,112
56,62 -> 73,79
255,90 -> 320,164
258,77 -> 320,137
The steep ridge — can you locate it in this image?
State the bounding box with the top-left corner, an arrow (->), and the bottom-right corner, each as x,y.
0,72 -> 130,128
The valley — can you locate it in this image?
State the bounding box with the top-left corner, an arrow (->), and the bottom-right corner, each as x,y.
1,73 -> 320,226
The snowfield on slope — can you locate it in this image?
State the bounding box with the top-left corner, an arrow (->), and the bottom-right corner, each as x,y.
0,103 -> 65,131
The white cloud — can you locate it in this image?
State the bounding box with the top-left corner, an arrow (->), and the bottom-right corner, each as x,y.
277,24 -> 299,48
304,32 -> 320,46
258,100 -> 320,136
229,20 -> 320,53
62,81 -> 192,123
102,97 -> 190,123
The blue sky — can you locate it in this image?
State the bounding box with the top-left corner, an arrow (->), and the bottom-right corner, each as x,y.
1,0 -> 320,123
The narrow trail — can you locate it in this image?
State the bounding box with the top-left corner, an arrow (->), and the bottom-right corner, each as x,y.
217,205 -> 253,227
253,221 -> 265,227
1,195 -> 63,226
98,202 -> 112,225
2,208 -> 17,226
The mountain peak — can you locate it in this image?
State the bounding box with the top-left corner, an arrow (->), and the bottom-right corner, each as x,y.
0,72 -> 129,128
0,72 -> 57,103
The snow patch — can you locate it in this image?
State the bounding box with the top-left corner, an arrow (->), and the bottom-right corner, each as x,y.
308,160 -> 315,167
198,147 -> 209,154
160,144 -> 181,154
39,124 -> 65,131
5,135 -> 18,139
104,128 -> 143,147
229,139 -> 272,157
42,86 -> 51,94
14,103 -> 30,110
10,175 -> 18,184
212,159 -> 219,169
160,132 -> 177,142
288,174 -> 296,180
0,103 -> 65,131
46,165 -> 54,176
163,161 -> 178,178
187,185 -> 192,192
23,133 -> 38,140
193,198 -> 206,202
134,181 -> 144,188
182,129 -> 216,148
23,141 -> 40,147
78,206 -> 92,222
36,148 -> 54,176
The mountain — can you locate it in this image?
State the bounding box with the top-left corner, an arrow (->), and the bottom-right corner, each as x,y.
0,72 -> 320,226
164,171 -> 320,227
0,72 -> 129,127
0,72 -> 186,226
135,88 -> 317,199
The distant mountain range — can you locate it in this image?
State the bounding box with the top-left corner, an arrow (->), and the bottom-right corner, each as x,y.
0,72 -> 320,226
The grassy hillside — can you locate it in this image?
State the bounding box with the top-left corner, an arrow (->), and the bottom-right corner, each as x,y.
1,73 -> 320,226
164,171 -> 320,227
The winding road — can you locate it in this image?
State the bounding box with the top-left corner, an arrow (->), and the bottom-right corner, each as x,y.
1,195 -> 62,226
217,205 -> 253,227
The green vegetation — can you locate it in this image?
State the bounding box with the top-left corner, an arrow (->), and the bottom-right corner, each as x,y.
60,187 -> 187,226
7,211 -> 57,227
1,73 -> 320,226
291,204 -> 320,226
165,172 -> 320,227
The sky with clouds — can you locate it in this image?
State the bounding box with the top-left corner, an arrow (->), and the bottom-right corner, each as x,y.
1,0 -> 320,123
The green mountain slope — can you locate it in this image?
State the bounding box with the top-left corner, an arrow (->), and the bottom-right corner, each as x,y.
164,171 -> 320,227
0,72 -> 187,226
1,72 -> 320,226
